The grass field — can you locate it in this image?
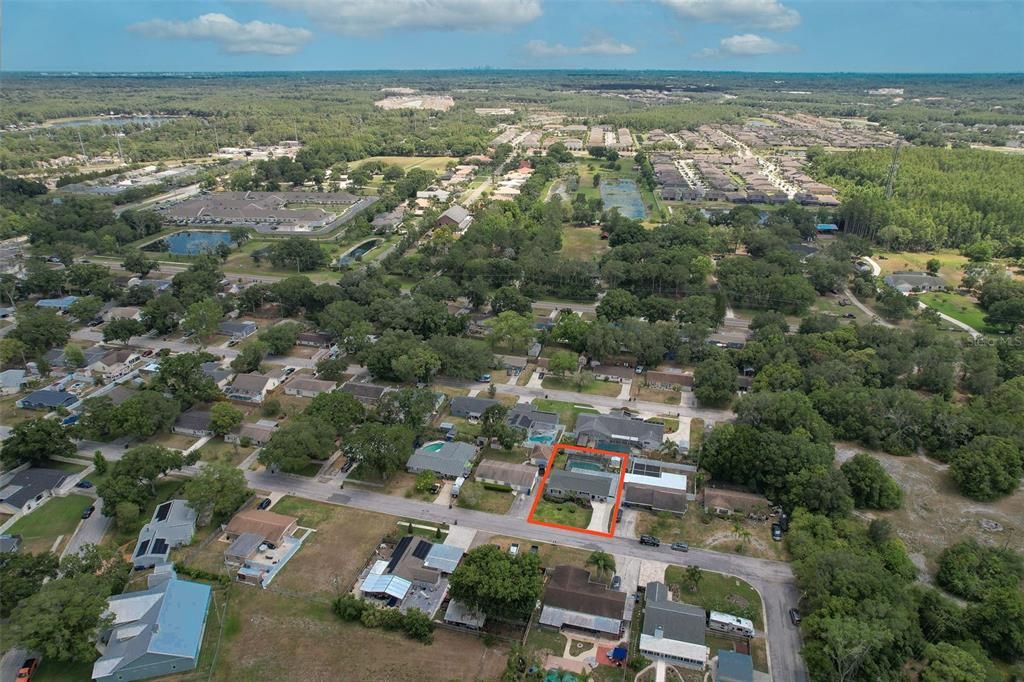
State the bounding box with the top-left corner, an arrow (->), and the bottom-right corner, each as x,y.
532,399 -> 599,430
532,499 -> 593,529
542,375 -> 624,397
7,494 -> 94,555
560,226 -> 609,261
457,481 -> 516,514
197,439 -> 254,466
352,155 -> 458,173
875,250 -> 968,284
635,386 -> 682,405
918,291 -> 989,332
636,509 -> 787,562
664,566 -> 764,630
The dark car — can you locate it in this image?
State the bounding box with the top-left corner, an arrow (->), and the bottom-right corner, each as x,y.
611,575 -> 622,590
16,658 -> 38,681
81,505 -> 95,519
257,498 -> 272,510
772,523 -> 783,542
75,480 -> 94,489
639,535 -> 661,547
616,508 -> 623,523
670,542 -> 689,552
779,512 -> 790,532
789,608 -> 802,626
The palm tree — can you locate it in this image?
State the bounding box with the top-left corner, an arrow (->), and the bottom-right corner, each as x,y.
586,550 -> 616,580
685,566 -> 703,593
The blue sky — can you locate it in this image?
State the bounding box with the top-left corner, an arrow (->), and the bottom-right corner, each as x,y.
4,0 -> 1022,73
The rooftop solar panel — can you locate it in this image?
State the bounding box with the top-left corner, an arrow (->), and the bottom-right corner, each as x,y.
412,539 -> 432,560
135,539 -> 150,557
154,502 -> 171,522
151,538 -> 169,555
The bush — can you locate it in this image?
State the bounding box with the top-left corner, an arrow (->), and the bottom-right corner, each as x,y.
261,399 -> 281,418
173,563 -> 231,586
936,540 -> 1024,601
481,482 -> 513,493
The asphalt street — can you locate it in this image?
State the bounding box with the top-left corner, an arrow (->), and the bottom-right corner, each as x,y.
61,497 -> 109,558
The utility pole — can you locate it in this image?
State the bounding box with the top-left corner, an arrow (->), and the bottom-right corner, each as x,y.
885,141 -> 902,200
77,129 -> 88,164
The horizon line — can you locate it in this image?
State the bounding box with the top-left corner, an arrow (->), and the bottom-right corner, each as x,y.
3,68 -> 1023,77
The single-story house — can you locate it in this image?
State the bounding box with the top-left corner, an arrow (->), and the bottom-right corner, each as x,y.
284,377 -> 337,398
225,372 -> 279,403
703,488 -> 771,517
444,599 -> 486,630
371,206 -> 406,234
339,382 -> 393,406
93,384 -> 137,407
545,468 -> 618,503
35,295 -> 78,311
539,565 -> 627,636
217,320 -> 258,340
475,459 -> 539,494
172,409 -> 213,437
576,413 -> 664,451
225,419 -> 278,446
102,306 -> 142,323
361,536 -> 458,617
449,396 -> 499,420
44,344 -> 108,369
646,370 -> 693,391
715,650 -> 754,682
224,509 -> 298,547
506,403 -> 561,444
622,457 -> 691,515
436,205 -> 473,232
0,368 -> 27,396
0,468 -> 68,515
16,389 -> 77,411
201,361 -> 233,389
590,364 -> 636,383
296,331 -> 333,347
91,348 -> 144,381
132,500 -> 198,569
623,484 -> 687,515
223,509 -> 301,586
883,271 -> 948,294
92,567 -> 212,682
497,354 -> 528,375
639,581 -> 709,670
127,277 -> 173,292
407,441 -> 477,479
815,223 -> 839,233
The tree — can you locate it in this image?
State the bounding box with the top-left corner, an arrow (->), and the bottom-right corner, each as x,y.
114,501 -> 140,529
209,402 -> 244,437
925,258 -> 942,276
377,388 -> 438,431
142,292 -> 185,334
415,470 -> 437,494
585,550 -> 615,579
183,461 -> 250,523
693,356 -> 736,407
936,540 -> 1024,602
486,311 -> 535,352
0,551 -> 59,617
548,350 -> 578,378
97,445 -> 186,514
2,418 -> 75,468
10,308 -> 72,352
182,297 -> 222,341
7,574 -> 113,663
315,356 -> 348,381
268,238 -> 326,272
0,338 -> 29,366
152,352 -> 220,406
258,418 -> 336,473
305,391 -> 365,436
597,289 -> 641,321
122,251 -> 158,278
490,286 -> 532,315
67,295 -> 103,323
920,643 -> 986,682
448,545 -> 543,621
59,544 -> 131,595
231,341 -> 268,373
347,423 -> 413,479
103,317 -> 145,345
63,343 -> 86,368
840,453 -> 902,509
949,435 -> 1023,500
114,391 -> 180,439
684,566 -> 703,592
783,465 -> 854,518
259,321 -> 302,355
805,615 -> 892,682
968,587 -> 1024,661
93,451 -> 108,475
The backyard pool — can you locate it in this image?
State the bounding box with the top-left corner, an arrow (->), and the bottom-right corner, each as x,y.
336,239 -> 381,266
151,231 -> 234,255
421,441 -> 445,453
599,178 -> 646,220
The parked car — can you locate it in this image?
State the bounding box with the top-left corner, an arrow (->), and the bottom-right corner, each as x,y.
611,575 -> 622,590
476,373 -> 492,382
75,480 -> 94,489
509,543 -> 519,557
257,498 -> 272,510
771,523 -> 783,542
634,365 -> 644,374
529,545 -> 539,555
616,508 -> 623,523
16,658 -> 38,681
639,535 -> 661,547
670,542 -> 689,552
789,608 -> 802,626
81,505 -> 95,519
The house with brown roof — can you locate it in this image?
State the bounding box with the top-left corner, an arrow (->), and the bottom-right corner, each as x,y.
296,331 -> 333,347
474,460 -> 539,494
646,370 -> 693,391
225,420 -> 279,446
339,382 -> 393,406
224,510 -> 298,547
284,377 -> 337,398
539,565 -> 626,636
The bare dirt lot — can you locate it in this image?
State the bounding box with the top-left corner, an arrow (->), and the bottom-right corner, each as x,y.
835,444 -> 1024,573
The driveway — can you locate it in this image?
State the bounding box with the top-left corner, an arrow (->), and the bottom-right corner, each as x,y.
432,481 -> 453,507
587,501 -> 613,533
62,497 -> 110,558
614,508 -> 639,538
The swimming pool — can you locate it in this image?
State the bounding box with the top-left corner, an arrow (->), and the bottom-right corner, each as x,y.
527,434 -> 556,445
599,178 -> 646,220
336,239 -> 381,266
421,442 -> 445,453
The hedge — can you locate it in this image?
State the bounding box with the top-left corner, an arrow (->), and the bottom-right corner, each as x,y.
481,482 -> 513,493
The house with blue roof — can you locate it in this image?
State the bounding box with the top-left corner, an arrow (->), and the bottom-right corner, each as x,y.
16,389 -> 77,411
93,567 -> 212,682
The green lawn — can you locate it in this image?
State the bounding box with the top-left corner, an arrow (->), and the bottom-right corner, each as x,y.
525,626 -> 567,657
7,494 -> 94,554
457,481 -> 516,514
45,459 -> 88,473
542,375 -> 624,397
270,496 -> 335,527
351,155 -> 457,172
532,399 -> 599,431
560,227 -> 609,261
664,566 -> 764,629
532,499 -> 593,529
918,291 -> 990,333
196,439 -> 254,466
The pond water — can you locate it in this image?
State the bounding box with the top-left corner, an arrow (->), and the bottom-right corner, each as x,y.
48,115 -> 176,129
599,178 -> 646,220
150,231 -> 234,255
336,239 -> 381,266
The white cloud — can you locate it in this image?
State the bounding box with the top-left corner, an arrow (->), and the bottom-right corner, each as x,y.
269,0 -> 542,35
696,33 -> 797,57
129,13 -> 312,55
659,0 -> 800,31
525,36 -> 637,58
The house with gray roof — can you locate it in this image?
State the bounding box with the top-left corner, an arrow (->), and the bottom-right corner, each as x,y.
132,500 -> 198,569
225,419 -> 278,446
339,381 -> 393,406
883,271 -> 948,294
444,599 -> 486,630
539,565 -> 626,636
545,468 -> 618,503
406,441 -> 477,479
449,396 -> 498,419
92,567 -> 211,682
201,361 -> 233,389
436,205 -> 473,232
224,372 -> 279,403
0,534 -> 21,553
715,651 -> 754,682
0,468 -> 68,515
44,344 -> 108,369
475,459 -> 540,494
640,581 -> 709,669
0,369 -> 27,396
172,409 -> 213,437
576,413 -> 664,451
217,320 -> 258,340
16,389 -> 77,411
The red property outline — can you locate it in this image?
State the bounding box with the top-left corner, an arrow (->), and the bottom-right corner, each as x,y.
527,444 -> 629,538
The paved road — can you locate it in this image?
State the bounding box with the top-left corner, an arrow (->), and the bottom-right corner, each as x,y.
0,649 -> 30,682
532,300 -> 597,315
61,497 -> 110,558
245,469 -> 805,681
